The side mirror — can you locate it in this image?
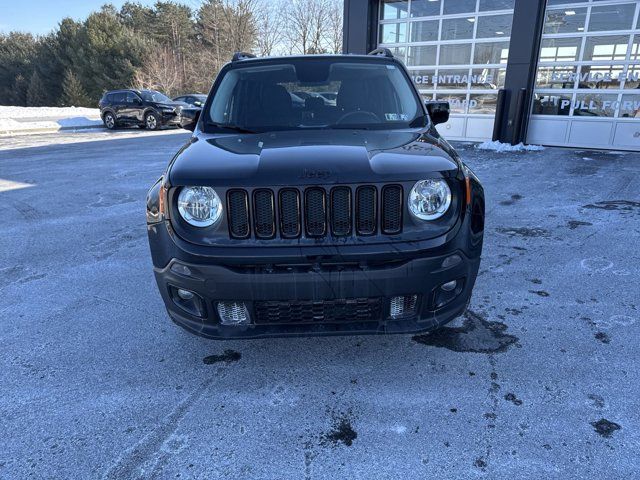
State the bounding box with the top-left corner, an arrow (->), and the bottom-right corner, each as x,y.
133,98 -> 142,106
425,101 -> 450,125
180,107 -> 201,132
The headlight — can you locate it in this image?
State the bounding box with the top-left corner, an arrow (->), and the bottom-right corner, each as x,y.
408,179 -> 452,221
177,186 -> 223,227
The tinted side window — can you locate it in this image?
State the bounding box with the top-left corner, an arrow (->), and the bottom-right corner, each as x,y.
111,92 -> 126,103
126,92 -> 140,103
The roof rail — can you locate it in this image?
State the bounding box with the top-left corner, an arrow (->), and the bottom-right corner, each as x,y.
232,51 -> 257,62
367,48 -> 395,58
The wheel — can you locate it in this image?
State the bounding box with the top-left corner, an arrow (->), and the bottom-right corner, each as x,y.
103,112 -> 116,130
144,112 -> 160,130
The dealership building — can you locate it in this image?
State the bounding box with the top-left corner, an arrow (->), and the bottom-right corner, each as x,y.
343,0 -> 640,150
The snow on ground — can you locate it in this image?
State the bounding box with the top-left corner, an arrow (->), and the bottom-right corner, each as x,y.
476,140 -> 545,152
0,105 -> 100,119
0,105 -> 102,134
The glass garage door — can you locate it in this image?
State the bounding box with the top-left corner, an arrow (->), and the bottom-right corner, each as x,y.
527,0 -> 640,150
378,0 -> 515,140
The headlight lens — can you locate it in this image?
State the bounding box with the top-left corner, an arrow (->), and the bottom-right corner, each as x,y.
408,179 -> 452,221
177,186 -> 222,227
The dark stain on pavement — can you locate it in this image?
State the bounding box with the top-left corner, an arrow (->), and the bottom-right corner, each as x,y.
529,290 -> 550,297
567,220 -> 593,229
595,332 -> 610,344
499,194 -> 523,206
588,394 -> 605,409
203,350 -> 241,365
590,419 -> 621,438
474,458 -> 487,469
583,200 -> 640,214
504,393 -> 523,406
496,227 -> 549,238
412,310 -> 519,354
321,415 -> 357,447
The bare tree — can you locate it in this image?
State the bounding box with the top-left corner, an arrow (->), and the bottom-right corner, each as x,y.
254,0 -> 286,56
325,0 -> 343,54
285,0 -> 337,55
197,0 -> 257,76
133,44 -> 181,96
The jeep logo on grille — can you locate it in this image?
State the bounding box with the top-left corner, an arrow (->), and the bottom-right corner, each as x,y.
300,168 -> 332,179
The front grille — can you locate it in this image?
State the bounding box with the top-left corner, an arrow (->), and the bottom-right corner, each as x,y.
254,297 -> 383,324
227,185 -> 403,240
382,185 -> 403,234
305,188 -> 326,237
227,190 -> 250,239
253,189 -> 275,238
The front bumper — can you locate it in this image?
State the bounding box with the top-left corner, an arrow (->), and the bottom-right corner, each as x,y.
152,244 -> 480,339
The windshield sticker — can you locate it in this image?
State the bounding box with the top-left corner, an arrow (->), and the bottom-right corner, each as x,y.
385,113 -> 409,121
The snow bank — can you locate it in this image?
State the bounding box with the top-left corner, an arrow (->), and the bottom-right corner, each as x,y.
0,106 -> 100,119
0,105 -> 102,134
476,140 -> 545,152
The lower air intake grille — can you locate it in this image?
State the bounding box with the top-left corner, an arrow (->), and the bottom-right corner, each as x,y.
254,298 -> 383,324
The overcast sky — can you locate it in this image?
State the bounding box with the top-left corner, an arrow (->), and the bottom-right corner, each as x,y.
0,0 -> 195,35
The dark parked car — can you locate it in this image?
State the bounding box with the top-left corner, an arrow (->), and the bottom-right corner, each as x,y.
146,50 -> 485,339
173,94 -> 207,107
99,89 -> 187,130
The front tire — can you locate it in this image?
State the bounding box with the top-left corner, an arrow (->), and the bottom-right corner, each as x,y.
144,112 -> 160,131
103,112 -> 116,130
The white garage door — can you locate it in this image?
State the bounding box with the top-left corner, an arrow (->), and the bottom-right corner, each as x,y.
527,0 -> 640,150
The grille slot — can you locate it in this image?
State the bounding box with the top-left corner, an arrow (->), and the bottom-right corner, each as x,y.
254,298 -> 383,324
381,185 -> 403,234
279,189 -> 301,238
305,188 -> 326,237
356,186 -> 377,235
253,189 -> 275,239
227,190 -> 250,239
330,187 -> 352,236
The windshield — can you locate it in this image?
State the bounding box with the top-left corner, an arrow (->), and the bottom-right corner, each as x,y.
140,90 -> 172,103
206,58 -> 424,132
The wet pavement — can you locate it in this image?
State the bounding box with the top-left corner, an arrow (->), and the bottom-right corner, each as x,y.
0,132 -> 639,479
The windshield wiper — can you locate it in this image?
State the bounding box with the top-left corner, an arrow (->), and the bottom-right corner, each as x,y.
208,122 -> 257,134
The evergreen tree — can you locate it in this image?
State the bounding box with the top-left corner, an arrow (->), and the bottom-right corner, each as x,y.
12,74 -> 28,106
26,71 -> 47,106
61,69 -> 90,107
0,32 -> 38,105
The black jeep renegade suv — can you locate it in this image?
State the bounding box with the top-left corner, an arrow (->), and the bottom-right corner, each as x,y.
99,89 -> 186,130
146,50 -> 485,339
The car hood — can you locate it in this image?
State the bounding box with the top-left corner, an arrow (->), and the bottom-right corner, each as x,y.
168,129 -> 460,187
157,102 -> 189,109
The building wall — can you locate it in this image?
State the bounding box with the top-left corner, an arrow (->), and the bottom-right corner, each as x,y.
345,0 -> 640,150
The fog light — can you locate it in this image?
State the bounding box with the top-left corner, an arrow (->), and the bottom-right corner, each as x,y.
177,288 -> 194,300
389,295 -> 418,320
169,286 -> 205,317
432,278 -> 465,309
217,302 -> 250,326
441,280 -> 457,292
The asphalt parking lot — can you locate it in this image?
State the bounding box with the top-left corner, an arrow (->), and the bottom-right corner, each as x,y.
1,130 -> 639,479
